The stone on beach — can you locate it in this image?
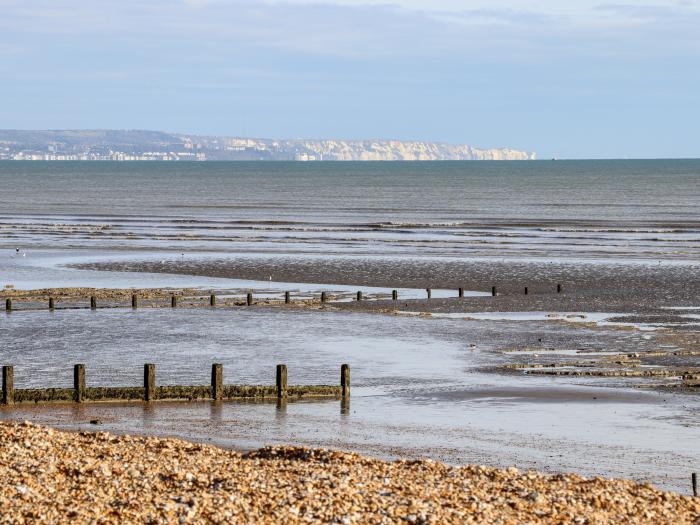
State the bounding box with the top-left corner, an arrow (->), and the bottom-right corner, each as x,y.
0,422 -> 698,524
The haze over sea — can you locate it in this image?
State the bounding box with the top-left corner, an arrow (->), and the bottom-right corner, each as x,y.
1,159 -> 699,262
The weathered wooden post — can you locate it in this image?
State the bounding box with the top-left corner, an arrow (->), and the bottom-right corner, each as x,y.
210,294 -> 216,307
144,363 -> 156,401
131,294 -> 138,308
557,283 -> 563,294
392,290 -> 398,301
90,296 -> 97,309
524,287 -> 529,295
171,295 -> 177,308
5,298 -> 11,312
74,364 -> 86,403
247,292 -> 253,306
458,287 -> 464,298
341,364 -> 350,398
2,366 -> 13,405
276,364 -> 287,399
356,291 -> 362,301
693,473 -> 698,497
321,292 -> 327,303
48,297 -> 55,310
491,286 -> 497,297
211,363 -> 223,400
426,288 -> 432,299
285,291 -> 290,304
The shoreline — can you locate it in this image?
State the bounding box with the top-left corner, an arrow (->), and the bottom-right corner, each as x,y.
3,284 -> 699,393
1,421 -> 698,523
2,254 -> 698,495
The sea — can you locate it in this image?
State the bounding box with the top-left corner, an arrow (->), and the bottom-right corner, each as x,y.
0,159 -> 699,260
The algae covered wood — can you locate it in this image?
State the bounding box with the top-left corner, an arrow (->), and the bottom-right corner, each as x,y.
2,366 -> 13,405
74,364 -> 86,403
341,364 -> 350,398
276,364 -> 287,398
144,363 -> 156,401
211,363 -> 223,400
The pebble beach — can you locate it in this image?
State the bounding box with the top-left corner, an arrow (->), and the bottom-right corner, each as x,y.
1,422 -> 698,524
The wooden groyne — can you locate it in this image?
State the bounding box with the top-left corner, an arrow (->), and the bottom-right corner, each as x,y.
1,364 -> 349,405
1,284 -> 566,313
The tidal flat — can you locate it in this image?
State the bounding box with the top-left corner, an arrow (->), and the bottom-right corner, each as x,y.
2,270 -> 699,493
1,161 -> 699,509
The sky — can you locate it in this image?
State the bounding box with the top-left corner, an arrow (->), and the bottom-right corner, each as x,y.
0,0 -> 699,158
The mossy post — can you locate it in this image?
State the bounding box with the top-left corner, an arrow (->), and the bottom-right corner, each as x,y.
492,286 -> 497,297
321,292 -> 327,303
90,296 -> 97,309
557,283 -> 563,294
524,287 -> 529,295
356,291 -> 362,301
5,298 -> 11,312
131,294 -> 138,308
48,297 -> 55,310
211,363 -> 223,400
210,294 -> 216,307
74,364 -> 85,403
285,291 -> 290,304
171,295 -> 177,308
276,364 -> 287,399
341,364 -> 350,398
426,288 -> 432,299
144,363 -> 156,401
392,290 -> 398,301
458,287 -> 464,298
247,292 -> 253,306
692,473 -> 698,497
2,366 -> 13,405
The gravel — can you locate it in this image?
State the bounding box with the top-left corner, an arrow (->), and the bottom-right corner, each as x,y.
1,421 -> 698,524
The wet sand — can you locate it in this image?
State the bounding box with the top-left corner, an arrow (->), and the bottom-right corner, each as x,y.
75,255 -> 700,313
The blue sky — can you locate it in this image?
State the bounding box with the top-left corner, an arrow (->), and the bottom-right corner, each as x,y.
0,0 -> 699,158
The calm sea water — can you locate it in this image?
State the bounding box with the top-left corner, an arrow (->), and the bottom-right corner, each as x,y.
1,160 -> 699,259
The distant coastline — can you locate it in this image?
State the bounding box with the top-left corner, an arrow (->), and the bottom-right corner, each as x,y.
0,129 -> 535,162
